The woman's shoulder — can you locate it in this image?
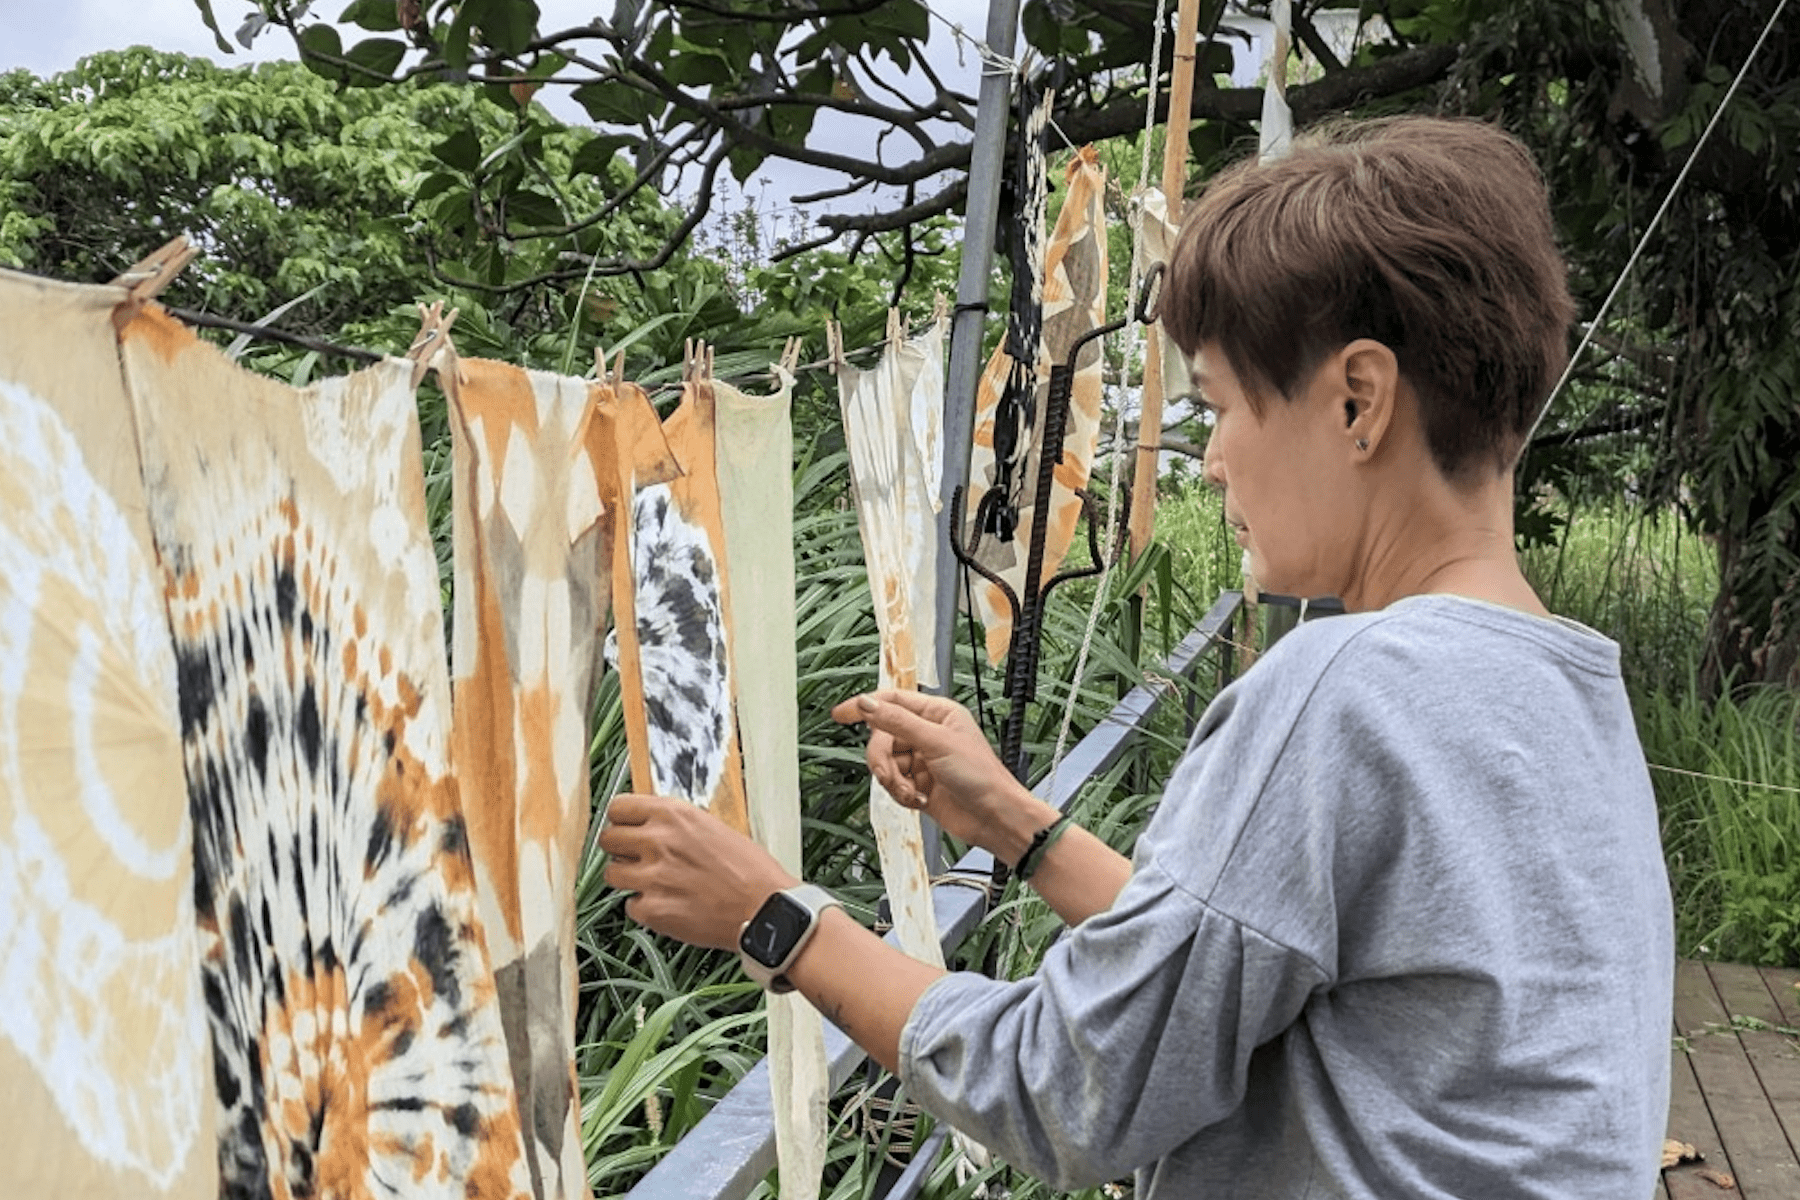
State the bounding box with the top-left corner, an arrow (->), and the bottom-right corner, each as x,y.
1249,593 -> 1622,698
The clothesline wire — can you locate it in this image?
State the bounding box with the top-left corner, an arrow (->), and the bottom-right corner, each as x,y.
166,302 -> 916,388
1646,762 -> 1800,797
1525,0 -> 1790,447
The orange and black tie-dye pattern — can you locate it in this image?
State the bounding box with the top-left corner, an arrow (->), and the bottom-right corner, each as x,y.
120,307 -> 532,1200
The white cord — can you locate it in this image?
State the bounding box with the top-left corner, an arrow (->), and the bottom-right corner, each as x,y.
1526,0 -> 1790,446
920,0 -> 1022,77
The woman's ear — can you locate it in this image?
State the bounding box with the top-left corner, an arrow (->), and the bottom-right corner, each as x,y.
1338,339 -> 1399,459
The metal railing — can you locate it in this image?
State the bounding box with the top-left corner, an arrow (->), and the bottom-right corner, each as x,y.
626,590 -> 1247,1200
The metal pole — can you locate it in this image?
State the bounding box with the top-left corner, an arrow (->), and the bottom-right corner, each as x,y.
931,0 -> 1019,695
923,0 -> 1020,872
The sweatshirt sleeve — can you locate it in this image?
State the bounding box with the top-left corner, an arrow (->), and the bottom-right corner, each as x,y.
897,859 -> 1329,1189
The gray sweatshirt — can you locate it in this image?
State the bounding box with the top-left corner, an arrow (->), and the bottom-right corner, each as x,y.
899,595 -> 1673,1198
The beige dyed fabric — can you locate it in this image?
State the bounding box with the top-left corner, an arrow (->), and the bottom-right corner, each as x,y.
1132,187 -> 1192,420
446,358 -> 609,1200
715,370 -> 830,1200
836,317 -> 948,970
964,148 -> 1110,664
0,273 -> 217,1198
120,307 -> 532,1200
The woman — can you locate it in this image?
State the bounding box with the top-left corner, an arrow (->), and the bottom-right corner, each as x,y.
599,116 -> 1674,1198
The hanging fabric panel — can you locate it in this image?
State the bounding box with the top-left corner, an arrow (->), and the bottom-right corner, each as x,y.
964,147 -> 1110,664
608,368 -> 750,835
1260,0 -> 1295,161
445,358 -> 607,1200
119,307 -> 532,1200
714,364 -> 830,1200
0,272 -> 217,1199
1132,188 -> 1192,423
835,315 -> 948,969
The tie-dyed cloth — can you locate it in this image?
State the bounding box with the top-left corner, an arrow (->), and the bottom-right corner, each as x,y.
0,270 -> 217,1199
120,306 -> 532,1200
446,357 -> 607,1200
964,147 -> 1109,665
606,372 -> 749,835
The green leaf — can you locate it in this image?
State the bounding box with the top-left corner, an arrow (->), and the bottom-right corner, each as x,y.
444,8 -> 475,69
470,0 -> 540,56
297,24 -> 347,82
727,144 -> 766,184
572,82 -> 659,126
868,1 -> 928,42
414,170 -> 460,201
344,37 -> 407,85
190,0 -> 235,53
432,128 -> 483,171
339,0 -> 403,32
569,135 -> 629,180
504,189 -> 563,229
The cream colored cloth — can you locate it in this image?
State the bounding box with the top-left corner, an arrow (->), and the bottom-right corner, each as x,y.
0,271 -> 216,1199
835,315 -> 949,970
715,368 -> 830,1200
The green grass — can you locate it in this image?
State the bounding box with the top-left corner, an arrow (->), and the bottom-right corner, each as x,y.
1638,683 -> 1800,965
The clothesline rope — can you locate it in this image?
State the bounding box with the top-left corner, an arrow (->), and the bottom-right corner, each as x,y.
919,0 -> 1023,78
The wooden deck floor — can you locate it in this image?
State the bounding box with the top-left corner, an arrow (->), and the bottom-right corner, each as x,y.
1661,960 -> 1800,1199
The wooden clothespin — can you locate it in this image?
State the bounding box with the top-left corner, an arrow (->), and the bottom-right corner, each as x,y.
109,235 -> 200,331
825,321 -> 843,369
406,301 -> 460,389
682,339 -> 714,383
932,291 -> 948,330
767,336 -> 803,391
592,345 -> 628,386
886,307 -> 904,348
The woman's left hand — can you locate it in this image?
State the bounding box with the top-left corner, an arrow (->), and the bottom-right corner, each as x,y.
598,794 -> 798,950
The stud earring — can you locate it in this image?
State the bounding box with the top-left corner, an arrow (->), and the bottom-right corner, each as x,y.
1355,438 -> 1369,452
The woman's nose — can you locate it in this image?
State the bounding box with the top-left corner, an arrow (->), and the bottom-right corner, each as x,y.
1202,434 -> 1226,491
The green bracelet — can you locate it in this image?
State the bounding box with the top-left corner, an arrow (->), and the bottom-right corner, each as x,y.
1013,813 -> 1073,882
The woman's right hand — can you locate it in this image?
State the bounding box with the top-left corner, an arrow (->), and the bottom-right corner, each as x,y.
830,690 -> 1057,861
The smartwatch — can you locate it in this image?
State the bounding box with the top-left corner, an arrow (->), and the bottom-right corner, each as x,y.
737,884 -> 841,993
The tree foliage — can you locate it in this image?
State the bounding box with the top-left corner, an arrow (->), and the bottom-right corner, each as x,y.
199,0 -> 1458,271
1461,0 -> 1800,690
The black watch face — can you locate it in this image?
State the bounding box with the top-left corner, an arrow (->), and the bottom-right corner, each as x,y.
740,892 -> 811,969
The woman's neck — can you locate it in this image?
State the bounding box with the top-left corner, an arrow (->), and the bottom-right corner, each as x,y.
1343,469 -> 1547,617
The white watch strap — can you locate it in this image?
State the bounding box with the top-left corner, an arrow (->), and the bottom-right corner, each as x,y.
738,884 -> 840,992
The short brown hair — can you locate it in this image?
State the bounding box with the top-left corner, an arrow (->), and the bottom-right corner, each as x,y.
1160,117 -> 1574,478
